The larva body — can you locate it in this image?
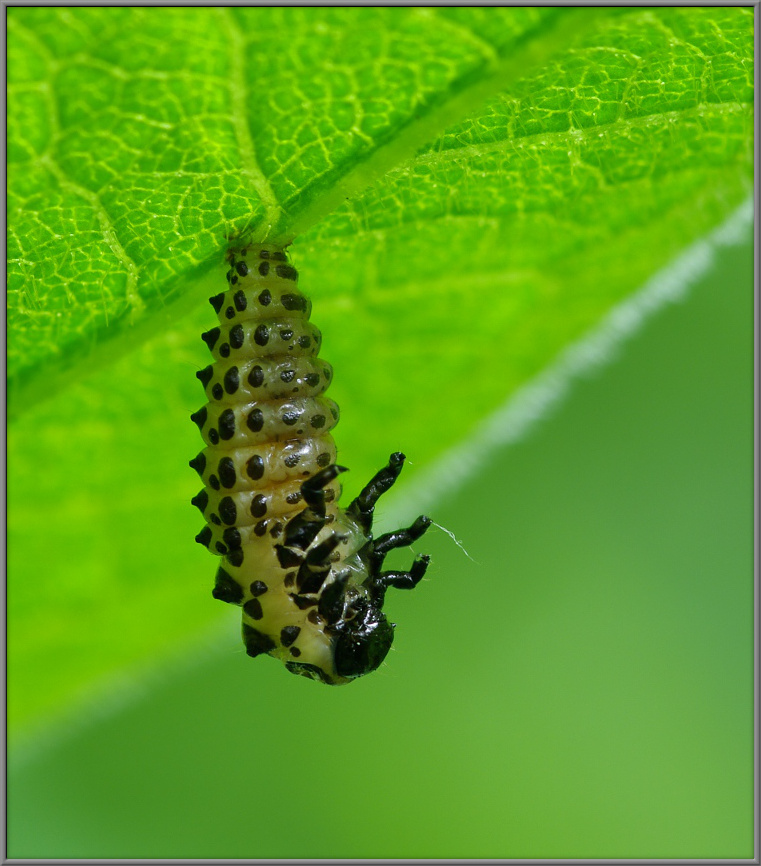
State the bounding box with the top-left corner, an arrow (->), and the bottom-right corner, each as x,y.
191,244 -> 431,685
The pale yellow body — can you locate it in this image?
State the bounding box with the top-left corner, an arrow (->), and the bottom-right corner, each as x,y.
191,244 -> 374,684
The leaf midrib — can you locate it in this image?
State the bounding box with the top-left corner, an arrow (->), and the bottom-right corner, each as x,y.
1,8 -> 674,421
219,7 -> 283,233
282,8 -> 607,238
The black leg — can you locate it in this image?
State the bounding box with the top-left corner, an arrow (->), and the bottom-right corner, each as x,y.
301,464 -> 347,514
347,452 -> 406,533
368,554 -> 430,605
378,554 -> 430,590
296,532 -> 348,595
370,515 -> 432,568
283,464 -> 347,551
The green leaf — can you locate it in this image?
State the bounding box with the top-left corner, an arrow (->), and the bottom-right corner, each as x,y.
8,7 -> 752,740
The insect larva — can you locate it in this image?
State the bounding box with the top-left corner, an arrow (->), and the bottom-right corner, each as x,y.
190,243 -> 431,684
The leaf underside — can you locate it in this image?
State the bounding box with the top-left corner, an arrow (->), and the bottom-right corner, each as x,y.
7,7 -> 753,736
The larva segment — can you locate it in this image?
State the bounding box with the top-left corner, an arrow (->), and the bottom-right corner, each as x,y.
196,357 -> 333,404
202,318 -> 323,362
192,243 -> 432,685
190,436 -> 338,491
191,394 -> 340,448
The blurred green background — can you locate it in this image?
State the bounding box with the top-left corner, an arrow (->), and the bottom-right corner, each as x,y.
8,228 -> 753,859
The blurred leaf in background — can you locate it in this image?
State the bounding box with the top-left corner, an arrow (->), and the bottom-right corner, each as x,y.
7,0 -> 753,802
7,214 -> 754,860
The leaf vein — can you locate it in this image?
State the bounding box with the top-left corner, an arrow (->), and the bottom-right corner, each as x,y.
217,7 -> 284,238
411,101 -> 752,169
41,156 -> 143,316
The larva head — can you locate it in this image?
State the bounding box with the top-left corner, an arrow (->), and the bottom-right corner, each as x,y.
333,601 -> 395,679
284,597 -> 395,686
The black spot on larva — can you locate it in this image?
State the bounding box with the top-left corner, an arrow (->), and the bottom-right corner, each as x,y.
189,453 -> 206,475
330,406 -> 339,420
230,325 -> 244,349
258,261 -> 270,277
243,598 -> 263,620
277,546 -> 302,568
270,522 -> 283,538
281,293 -> 307,312
250,580 -> 268,597
209,293 -> 225,313
285,492 -> 302,505
317,453 -> 331,467
290,647 -> 301,657
234,289 -> 247,311
228,548 -> 244,567
298,336 -> 311,349
299,568 -> 328,595
191,490 -> 209,513
226,268 -> 234,284
311,414 -> 326,429
195,526 -> 212,547
280,329 -> 294,341
190,407 -> 207,430
318,575 -> 348,624
247,454 -> 264,480
218,457 -> 236,488
224,366 -> 240,394
248,365 -> 264,387
280,625 -> 300,647
247,408 -> 264,432
251,494 -> 267,518
215,542 -> 227,554
188,451 -> 206,476
254,521 -> 268,537
284,572 -> 296,588
212,567 -> 243,605
260,249 -> 288,262
243,624 -> 276,657
235,260 -> 249,277
254,324 -> 269,346
202,328 -> 221,350
258,289 -> 272,306
324,489 -> 336,503
307,609 -> 321,625
208,428 -> 220,445
210,514 -> 221,526
212,384 -> 223,401
218,409 -> 236,440
225,306 -> 235,319
196,365 -> 214,387
209,474 -> 220,491
291,594 -> 317,610
276,265 -> 298,281
284,454 -> 300,468
219,496 -> 237,525
280,369 -> 295,383
223,527 -> 241,549
323,368 -> 332,380
219,343 -> 230,358
282,410 -> 300,426
305,373 -> 320,388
